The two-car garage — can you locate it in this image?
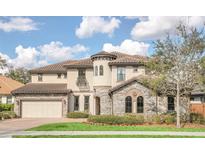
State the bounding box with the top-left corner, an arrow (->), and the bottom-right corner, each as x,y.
12,83 -> 70,118
21,100 -> 63,118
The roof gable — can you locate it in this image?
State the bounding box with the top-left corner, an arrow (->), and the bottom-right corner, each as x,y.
109,77 -> 151,94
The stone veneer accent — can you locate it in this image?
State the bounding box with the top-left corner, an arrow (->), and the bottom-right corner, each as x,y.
94,86 -> 112,115
111,81 -> 167,115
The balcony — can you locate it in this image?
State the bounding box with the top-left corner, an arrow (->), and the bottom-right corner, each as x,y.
76,76 -> 90,90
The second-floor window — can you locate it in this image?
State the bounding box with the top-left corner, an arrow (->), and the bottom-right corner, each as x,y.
38,73 -> 43,82
99,65 -> 103,76
95,66 -> 98,76
78,69 -> 86,78
117,67 -> 125,81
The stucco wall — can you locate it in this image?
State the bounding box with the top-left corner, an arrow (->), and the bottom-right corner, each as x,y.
93,60 -> 112,87
67,68 -> 93,91
31,74 -> 67,83
111,66 -> 146,87
69,92 -> 94,114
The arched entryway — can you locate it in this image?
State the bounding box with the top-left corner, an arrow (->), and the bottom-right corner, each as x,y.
137,96 -> 144,113
125,96 -> 132,113
95,97 -> 101,115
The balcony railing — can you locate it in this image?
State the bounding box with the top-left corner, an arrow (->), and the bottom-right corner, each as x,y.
76,76 -> 89,90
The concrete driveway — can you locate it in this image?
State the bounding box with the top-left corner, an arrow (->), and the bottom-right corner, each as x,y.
0,118 -> 87,131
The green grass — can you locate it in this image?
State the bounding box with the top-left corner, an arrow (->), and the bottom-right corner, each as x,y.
27,122 -> 205,132
13,135 -> 205,138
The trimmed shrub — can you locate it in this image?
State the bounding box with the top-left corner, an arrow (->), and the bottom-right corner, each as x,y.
67,112 -> 89,118
152,115 -> 163,124
190,112 -> 204,124
88,115 -> 144,125
0,104 -> 14,112
164,115 -> 175,124
145,113 -> 175,124
0,111 -> 17,120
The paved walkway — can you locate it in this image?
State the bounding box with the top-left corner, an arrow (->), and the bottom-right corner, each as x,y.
2,131 -> 205,138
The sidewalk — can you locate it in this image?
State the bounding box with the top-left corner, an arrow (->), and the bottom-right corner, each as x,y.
1,131 -> 205,138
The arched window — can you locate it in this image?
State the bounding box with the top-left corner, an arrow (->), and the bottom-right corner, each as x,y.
137,96 -> 144,113
125,96 -> 132,113
95,66 -> 98,76
168,96 -> 175,111
99,65 -> 103,76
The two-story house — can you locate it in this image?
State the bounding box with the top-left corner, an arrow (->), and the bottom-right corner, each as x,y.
12,51 -> 186,118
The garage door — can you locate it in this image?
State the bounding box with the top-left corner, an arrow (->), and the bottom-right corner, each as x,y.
21,100 -> 62,118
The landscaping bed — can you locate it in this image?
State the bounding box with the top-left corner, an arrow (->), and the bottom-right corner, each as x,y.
0,104 -> 17,121
0,111 -> 17,120
67,112 -> 89,118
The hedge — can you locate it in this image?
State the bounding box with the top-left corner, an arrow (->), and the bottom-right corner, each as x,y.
0,104 -> 14,112
0,111 -> 17,120
67,112 -> 89,118
88,115 -> 145,125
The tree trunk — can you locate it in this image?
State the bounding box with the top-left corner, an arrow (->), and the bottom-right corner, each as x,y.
156,94 -> 158,115
176,81 -> 181,128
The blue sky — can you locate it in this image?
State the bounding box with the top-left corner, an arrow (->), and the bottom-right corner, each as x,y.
0,16 -> 204,70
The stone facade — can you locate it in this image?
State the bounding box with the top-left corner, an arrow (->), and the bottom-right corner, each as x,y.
111,81 -> 167,115
94,86 -> 112,115
110,81 -> 189,116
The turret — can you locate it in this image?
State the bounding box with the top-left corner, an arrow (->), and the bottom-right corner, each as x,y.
91,51 -> 117,87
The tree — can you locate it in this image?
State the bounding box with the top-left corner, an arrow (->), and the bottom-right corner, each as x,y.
147,24 -> 205,128
6,67 -> 31,84
0,56 -> 7,72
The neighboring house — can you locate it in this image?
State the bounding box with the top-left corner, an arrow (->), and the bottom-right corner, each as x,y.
190,85 -> 205,116
11,51 -> 200,118
0,76 -> 24,104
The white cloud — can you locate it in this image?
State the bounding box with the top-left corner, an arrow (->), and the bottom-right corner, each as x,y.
131,16 -> 205,40
76,16 -> 121,38
102,39 -> 150,56
0,17 -> 38,32
0,41 -> 89,69
39,41 -> 89,62
6,45 -> 40,68
125,16 -> 148,21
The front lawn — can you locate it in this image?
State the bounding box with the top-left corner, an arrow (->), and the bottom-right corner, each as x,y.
13,135 -> 205,138
27,122 -> 205,132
